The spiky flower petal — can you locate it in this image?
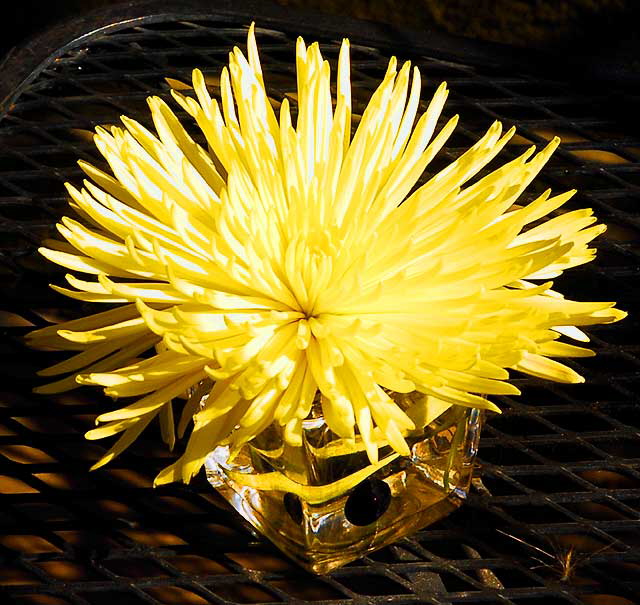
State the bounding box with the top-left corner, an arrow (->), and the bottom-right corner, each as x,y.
27,25 -> 625,485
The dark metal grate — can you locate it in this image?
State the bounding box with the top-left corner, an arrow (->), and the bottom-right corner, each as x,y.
1,7 -> 639,605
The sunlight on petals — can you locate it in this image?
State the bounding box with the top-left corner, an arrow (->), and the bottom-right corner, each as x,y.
27,24 -> 625,485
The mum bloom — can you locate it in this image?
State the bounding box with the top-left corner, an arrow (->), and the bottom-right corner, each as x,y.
27,25 -> 625,485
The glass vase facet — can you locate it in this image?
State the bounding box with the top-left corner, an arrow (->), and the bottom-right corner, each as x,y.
204,390 -> 482,574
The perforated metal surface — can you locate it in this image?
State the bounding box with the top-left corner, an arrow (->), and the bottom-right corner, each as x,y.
0,8 -> 639,605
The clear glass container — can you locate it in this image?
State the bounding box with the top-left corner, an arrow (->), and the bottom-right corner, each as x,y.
204,388 -> 482,574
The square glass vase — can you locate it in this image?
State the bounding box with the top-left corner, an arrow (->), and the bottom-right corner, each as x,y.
205,393 -> 482,574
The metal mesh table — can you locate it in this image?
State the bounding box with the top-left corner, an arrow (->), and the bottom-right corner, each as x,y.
1,1 -> 639,604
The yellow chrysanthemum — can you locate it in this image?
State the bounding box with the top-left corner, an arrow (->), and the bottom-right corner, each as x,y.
27,25 -> 625,486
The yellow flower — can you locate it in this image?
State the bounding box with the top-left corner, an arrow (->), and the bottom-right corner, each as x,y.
27,25 -> 625,485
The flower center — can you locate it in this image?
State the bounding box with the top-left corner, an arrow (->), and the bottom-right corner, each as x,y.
284,235 -> 336,317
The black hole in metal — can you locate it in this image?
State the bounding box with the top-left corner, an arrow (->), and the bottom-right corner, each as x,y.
344,478 -> 391,526
283,492 -> 303,524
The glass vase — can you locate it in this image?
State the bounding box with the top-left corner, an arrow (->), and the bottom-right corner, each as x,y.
204,388 -> 482,574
